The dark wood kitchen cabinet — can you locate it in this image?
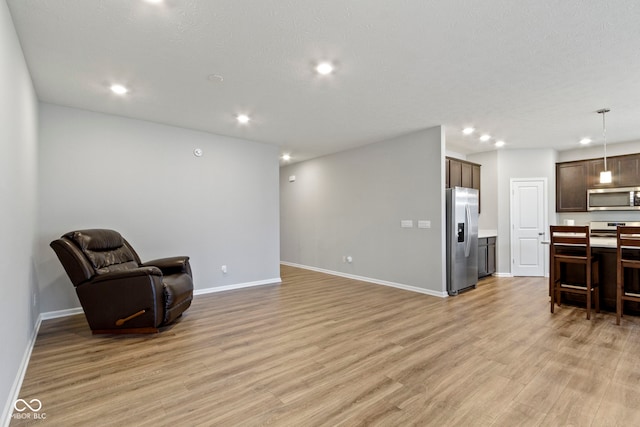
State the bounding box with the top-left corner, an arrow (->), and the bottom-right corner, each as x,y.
478,237 -> 496,278
589,155 -> 640,188
446,157 -> 481,212
587,158 -> 607,189
461,162 -> 473,188
448,158 -> 462,187
613,155 -> 640,187
446,157 -> 480,190
556,161 -> 588,212
556,153 -> 640,212
472,164 -> 481,190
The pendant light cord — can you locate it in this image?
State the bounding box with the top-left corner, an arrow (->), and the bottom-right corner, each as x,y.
602,110 -> 607,171
597,108 -> 610,172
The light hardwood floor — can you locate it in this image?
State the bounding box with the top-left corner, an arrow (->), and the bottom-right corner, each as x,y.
10,265 -> 640,426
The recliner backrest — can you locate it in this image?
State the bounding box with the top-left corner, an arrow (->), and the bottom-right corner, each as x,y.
65,229 -> 139,274
51,229 -> 142,286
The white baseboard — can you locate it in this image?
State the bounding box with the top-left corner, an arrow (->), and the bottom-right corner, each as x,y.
194,277 -> 281,296
2,315 -> 42,427
40,307 -> 83,320
494,272 -> 513,278
280,261 -> 448,298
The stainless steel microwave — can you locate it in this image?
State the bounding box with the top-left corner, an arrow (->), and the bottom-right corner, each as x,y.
587,187 -> 640,211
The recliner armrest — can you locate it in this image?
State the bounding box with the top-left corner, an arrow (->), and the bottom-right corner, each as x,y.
142,256 -> 191,276
92,266 -> 162,283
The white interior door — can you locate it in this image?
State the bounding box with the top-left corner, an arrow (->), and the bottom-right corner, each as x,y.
510,179 -> 547,276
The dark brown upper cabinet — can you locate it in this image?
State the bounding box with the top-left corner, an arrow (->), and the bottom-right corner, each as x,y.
449,158 -> 462,188
556,153 -> 640,212
472,165 -> 481,190
587,159 -> 607,189
446,157 -> 481,212
461,162 -> 473,188
556,161 -> 588,212
613,156 -> 640,187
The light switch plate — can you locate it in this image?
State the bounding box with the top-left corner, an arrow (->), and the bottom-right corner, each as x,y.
401,220 -> 413,228
418,220 -> 431,229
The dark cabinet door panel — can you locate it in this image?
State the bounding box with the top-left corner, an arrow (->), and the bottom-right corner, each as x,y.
478,237 -> 495,278
556,162 -> 587,212
449,160 -> 462,188
478,238 -> 488,278
487,238 -> 496,274
472,165 -> 481,189
588,158 -> 611,189
461,162 -> 472,188
614,156 -> 640,187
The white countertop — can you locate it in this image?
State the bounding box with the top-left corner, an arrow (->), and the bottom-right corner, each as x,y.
479,229 -> 497,238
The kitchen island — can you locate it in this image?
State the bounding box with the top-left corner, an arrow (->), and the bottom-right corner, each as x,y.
554,237 -> 640,314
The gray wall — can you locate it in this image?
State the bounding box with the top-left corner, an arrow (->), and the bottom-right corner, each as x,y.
468,149 -> 557,275
496,149 -> 557,274
37,104 -> 281,313
467,150 -> 498,231
0,0 -> 39,422
280,126 -> 446,295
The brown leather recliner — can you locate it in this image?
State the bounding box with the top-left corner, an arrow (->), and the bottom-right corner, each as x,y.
50,229 -> 194,334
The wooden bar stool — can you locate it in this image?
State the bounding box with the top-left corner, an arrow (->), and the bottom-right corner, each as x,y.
616,226 -> 640,325
550,225 -> 599,320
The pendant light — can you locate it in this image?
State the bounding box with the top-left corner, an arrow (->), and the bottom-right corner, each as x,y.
597,108 -> 612,184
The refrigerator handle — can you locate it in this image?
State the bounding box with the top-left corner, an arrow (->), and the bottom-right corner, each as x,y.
464,203 -> 471,257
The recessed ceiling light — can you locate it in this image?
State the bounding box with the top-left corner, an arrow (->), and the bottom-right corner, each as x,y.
462,127 -> 475,135
110,84 -> 128,95
495,140 -> 505,147
315,62 -> 334,75
479,134 -> 491,142
579,138 -> 592,145
281,153 -> 291,161
144,0 -> 163,4
207,74 -> 224,82
236,114 -> 250,124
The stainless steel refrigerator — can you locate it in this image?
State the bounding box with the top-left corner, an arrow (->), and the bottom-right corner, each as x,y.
446,187 -> 479,296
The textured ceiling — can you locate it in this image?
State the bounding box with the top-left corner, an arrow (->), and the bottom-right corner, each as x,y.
7,0 -> 640,162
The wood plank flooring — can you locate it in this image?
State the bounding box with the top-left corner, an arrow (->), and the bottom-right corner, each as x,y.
10,265 -> 640,426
